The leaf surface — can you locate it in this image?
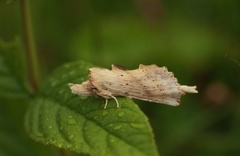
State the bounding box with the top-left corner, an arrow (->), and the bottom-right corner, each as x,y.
25,61 -> 158,156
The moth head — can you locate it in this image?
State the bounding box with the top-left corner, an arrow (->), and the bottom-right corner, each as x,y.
68,80 -> 94,96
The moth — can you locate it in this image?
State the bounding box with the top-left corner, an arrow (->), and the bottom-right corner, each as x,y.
68,64 -> 198,109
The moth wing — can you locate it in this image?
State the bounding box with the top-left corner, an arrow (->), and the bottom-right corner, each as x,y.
68,80 -> 93,96
124,64 -> 181,106
89,67 -> 122,98
89,65 -> 181,106
89,67 -> 143,98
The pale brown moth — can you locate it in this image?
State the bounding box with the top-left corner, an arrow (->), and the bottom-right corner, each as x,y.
68,64 -> 198,109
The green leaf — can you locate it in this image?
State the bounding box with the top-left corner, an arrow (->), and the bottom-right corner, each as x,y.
0,37 -> 29,99
25,61 -> 159,156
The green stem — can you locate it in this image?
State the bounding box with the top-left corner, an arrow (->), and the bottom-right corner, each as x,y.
19,0 -> 40,92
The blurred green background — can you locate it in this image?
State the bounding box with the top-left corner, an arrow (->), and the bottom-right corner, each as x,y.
1,0 -> 240,155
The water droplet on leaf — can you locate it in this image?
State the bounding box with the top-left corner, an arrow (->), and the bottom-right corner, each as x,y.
101,110 -> 108,116
66,144 -> 72,148
58,143 -> 63,148
75,144 -> 80,149
118,112 -> 125,117
69,134 -> 75,139
130,123 -> 144,129
67,116 -> 77,125
110,139 -> 115,143
36,132 -> 43,137
79,96 -> 88,100
114,125 -> 122,130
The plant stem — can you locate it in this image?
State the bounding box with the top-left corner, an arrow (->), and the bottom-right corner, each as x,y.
19,0 -> 40,92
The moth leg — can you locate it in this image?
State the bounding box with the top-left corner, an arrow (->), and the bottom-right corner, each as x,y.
104,99 -> 108,109
98,92 -> 119,109
110,95 -> 119,108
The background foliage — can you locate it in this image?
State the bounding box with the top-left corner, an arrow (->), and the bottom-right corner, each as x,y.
1,0 -> 240,156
